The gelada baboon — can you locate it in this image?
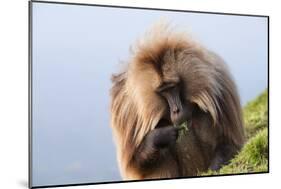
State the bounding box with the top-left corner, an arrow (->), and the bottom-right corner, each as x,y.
110,23 -> 245,180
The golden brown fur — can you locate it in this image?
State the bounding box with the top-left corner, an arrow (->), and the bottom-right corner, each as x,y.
110,23 -> 245,180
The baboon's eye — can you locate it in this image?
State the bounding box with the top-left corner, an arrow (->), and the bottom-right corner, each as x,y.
156,83 -> 174,93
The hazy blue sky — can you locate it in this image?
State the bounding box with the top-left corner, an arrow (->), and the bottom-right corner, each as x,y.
32,2 -> 268,187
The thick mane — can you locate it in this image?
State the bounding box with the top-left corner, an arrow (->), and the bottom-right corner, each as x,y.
110,72 -> 137,178
185,51 -> 245,146
110,71 -> 162,178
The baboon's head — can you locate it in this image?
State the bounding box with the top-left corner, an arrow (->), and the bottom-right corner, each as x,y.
126,30 -> 203,131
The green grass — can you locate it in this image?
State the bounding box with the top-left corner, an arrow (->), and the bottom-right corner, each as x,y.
244,90 -> 268,140
201,89 -> 268,176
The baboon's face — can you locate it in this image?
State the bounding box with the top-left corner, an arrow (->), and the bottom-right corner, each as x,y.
154,62 -> 193,126
131,44 -> 195,128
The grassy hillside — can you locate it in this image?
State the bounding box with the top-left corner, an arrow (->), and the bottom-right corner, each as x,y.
201,90 -> 268,175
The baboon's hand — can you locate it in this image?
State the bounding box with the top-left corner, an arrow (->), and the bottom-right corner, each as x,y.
148,126 -> 179,149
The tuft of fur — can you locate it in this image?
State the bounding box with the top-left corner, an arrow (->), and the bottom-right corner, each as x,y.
110,23 -> 244,179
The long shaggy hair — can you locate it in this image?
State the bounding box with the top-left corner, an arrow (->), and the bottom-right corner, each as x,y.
110,23 -> 244,179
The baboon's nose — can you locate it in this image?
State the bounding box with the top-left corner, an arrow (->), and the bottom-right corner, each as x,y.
172,107 -> 180,114
171,108 -> 187,126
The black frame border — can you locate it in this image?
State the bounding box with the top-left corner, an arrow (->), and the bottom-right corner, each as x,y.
28,0 -> 270,188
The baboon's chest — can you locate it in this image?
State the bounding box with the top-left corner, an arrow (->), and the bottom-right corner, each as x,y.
174,131 -> 210,176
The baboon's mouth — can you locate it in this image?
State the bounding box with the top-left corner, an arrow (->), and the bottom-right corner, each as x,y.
156,118 -> 172,128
